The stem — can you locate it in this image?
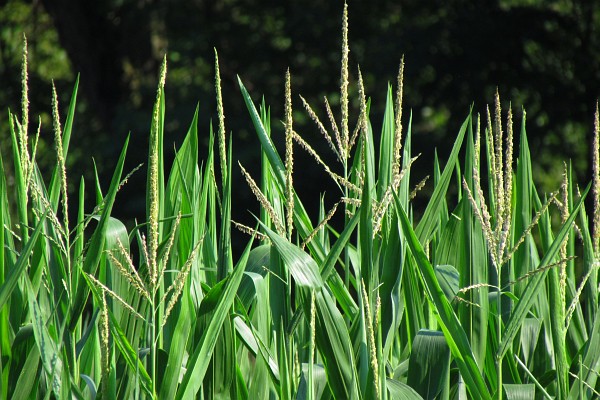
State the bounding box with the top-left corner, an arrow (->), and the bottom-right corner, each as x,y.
496,285 -> 502,400
150,299 -> 157,398
343,160 -> 350,291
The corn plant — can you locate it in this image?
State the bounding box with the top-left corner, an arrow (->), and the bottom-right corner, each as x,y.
1,4 -> 600,400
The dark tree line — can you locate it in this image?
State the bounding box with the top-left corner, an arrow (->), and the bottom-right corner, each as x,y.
1,0 -> 599,239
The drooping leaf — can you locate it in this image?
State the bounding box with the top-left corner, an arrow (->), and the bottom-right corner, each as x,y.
503,384 -> 535,400
407,330 -> 450,400
296,363 -> 327,400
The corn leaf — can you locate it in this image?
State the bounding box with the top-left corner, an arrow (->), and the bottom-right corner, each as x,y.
407,329 -> 450,399
395,194 -> 490,400
175,235 -> 253,400
498,183 -> 590,359
70,135 -> 130,330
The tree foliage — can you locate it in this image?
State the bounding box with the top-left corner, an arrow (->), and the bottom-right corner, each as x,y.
1,0 -> 598,228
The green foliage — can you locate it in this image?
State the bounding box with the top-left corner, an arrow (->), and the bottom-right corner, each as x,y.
1,5 -> 600,399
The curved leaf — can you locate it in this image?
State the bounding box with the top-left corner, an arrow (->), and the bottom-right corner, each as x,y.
503,383 -> 535,400
259,222 -> 323,289
386,378 -> 425,400
407,329 -> 450,399
435,265 -> 459,303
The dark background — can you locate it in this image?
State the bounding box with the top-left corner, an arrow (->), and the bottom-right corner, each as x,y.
1,0 -> 599,249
